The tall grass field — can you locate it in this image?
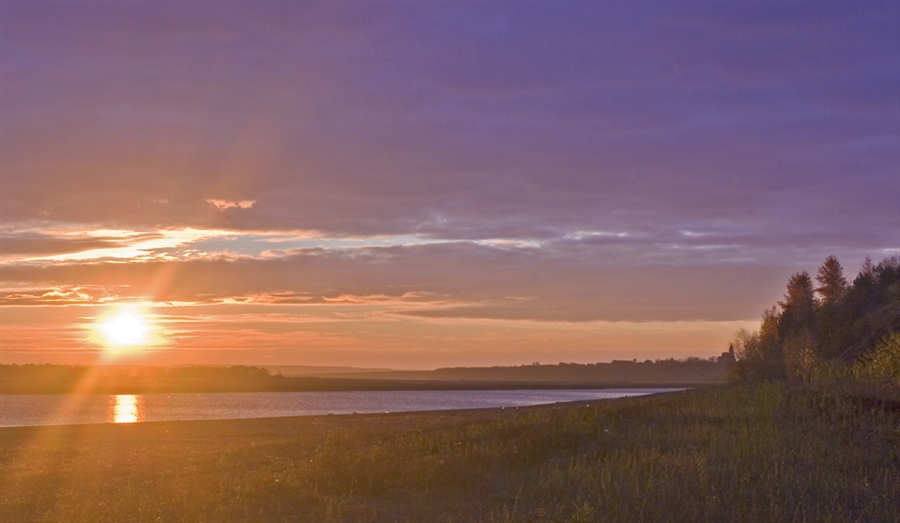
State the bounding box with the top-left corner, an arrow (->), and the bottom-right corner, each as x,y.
1,384 -> 898,522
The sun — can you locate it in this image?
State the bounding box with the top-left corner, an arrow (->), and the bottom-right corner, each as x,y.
96,307 -> 153,351
102,313 -> 147,345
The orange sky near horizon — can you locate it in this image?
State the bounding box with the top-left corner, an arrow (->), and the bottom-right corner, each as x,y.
0,299 -> 758,369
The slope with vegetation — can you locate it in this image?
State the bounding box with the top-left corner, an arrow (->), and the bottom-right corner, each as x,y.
731,255 -> 900,389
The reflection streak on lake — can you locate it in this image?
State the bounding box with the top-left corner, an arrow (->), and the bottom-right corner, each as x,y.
111,394 -> 142,424
0,389 -> 681,428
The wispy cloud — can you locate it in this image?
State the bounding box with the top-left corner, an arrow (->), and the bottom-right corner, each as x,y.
2,227 -> 236,263
206,199 -> 256,210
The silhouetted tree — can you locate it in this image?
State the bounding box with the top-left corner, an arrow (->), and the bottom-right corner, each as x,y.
732,307 -> 785,381
816,255 -> 848,305
816,256 -> 849,358
780,271 -> 816,317
856,256 -> 876,287
839,256 -> 900,361
778,271 -> 818,349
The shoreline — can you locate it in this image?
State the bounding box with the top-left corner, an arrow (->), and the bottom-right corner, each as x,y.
0,388 -> 687,429
0,393 -> 654,431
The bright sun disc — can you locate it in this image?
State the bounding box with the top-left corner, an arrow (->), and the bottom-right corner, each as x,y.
100,312 -> 149,347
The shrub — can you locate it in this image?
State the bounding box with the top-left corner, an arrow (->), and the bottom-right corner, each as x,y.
851,332 -> 900,385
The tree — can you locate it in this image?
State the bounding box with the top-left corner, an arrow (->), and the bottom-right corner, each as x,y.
731,307 -> 785,381
815,255 -> 848,305
815,256 -> 849,358
780,271 -> 816,313
853,256 -> 876,289
732,255 -> 899,383
783,328 -> 817,382
778,271 -> 817,338
859,256 -> 875,277
758,306 -> 786,379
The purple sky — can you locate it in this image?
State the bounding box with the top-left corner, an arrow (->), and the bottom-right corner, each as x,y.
1,2 -> 898,367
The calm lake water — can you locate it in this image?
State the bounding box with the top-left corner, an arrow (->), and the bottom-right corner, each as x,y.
0,389 -> 679,428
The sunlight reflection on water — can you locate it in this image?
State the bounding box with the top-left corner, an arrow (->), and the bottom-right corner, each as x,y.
110,394 -> 142,423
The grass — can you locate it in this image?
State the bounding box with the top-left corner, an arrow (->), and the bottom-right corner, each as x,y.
1,383 -> 898,522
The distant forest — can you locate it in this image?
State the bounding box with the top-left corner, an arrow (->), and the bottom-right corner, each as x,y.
0,357 -> 731,394
331,357 -> 733,385
732,255 -> 899,386
0,364 -> 282,394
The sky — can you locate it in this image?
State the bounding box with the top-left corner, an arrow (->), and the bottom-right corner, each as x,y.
1,2 -> 898,369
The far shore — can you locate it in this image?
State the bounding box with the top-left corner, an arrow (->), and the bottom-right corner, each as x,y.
0,377 -> 701,395
0,360 -> 728,394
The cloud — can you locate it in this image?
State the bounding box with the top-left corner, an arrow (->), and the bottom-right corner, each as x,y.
0,240 -> 807,323
0,221 -> 885,326
2,227 -> 236,263
0,233 -> 127,258
1,287 -> 96,306
206,199 -> 255,210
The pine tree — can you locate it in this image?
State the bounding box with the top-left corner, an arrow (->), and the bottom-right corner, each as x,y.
854,256 -> 876,288
815,255 -> 848,305
779,271 -> 816,325
778,271 -> 819,364
814,256 -> 850,359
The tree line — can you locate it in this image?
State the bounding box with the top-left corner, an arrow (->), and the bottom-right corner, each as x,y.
0,364 -> 279,393
732,255 -> 900,384
350,358 -> 734,385
1,357 -> 733,393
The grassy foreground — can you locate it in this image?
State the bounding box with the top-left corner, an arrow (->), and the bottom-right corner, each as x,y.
1,384 -> 898,522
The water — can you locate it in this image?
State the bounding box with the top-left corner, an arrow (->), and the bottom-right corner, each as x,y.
0,388 -> 679,428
